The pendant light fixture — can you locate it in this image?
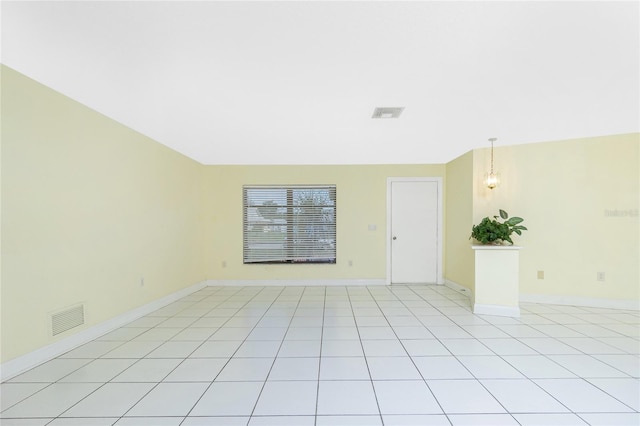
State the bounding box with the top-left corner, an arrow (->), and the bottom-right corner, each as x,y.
484,137 -> 500,189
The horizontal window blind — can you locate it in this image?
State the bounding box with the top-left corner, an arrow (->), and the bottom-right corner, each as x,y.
243,185 -> 336,264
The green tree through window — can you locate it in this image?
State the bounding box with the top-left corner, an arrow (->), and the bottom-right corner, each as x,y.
243,185 -> 336,264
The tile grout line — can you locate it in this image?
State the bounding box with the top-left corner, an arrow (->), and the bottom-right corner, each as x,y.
247,286 -> 306,422
2,285 -> 638,425
56,286 -> 231,425
180,286 -> 288,425
313,285 -> 327,426
355,286 -> 386,425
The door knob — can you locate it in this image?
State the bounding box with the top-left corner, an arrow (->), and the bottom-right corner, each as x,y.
393,236 -> 397,240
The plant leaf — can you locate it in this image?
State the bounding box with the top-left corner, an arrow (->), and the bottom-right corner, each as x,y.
499,209 -> 508,219
507,217 -> 524,225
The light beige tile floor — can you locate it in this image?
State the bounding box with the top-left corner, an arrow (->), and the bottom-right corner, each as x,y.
1,285 -> 638,425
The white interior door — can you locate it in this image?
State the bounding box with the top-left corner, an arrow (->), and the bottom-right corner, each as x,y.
389,179 -> 440,284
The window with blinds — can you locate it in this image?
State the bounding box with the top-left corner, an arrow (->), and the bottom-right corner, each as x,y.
243,185 -> 336,264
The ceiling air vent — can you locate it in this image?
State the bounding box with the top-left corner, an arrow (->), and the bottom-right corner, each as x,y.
372,107 -> 404,119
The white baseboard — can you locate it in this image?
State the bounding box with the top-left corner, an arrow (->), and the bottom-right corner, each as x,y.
520,293 -> 640,311
444,279 -> 472,296
0,280 -> 207,382
442,280 -> 639,312
207,279 -> 387,287
473,303 -> 521,317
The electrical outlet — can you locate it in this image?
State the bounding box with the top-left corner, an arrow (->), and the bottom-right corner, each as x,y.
222,261 -> 227,268
140,277 -> 145,287
537,270 -> 544,280
348,260 -> 353,267
597,272 -> 605,281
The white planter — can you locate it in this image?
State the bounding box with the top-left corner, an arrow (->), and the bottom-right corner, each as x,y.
472,245 -> 522,317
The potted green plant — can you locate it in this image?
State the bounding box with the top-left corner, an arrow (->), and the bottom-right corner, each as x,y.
470,209 -> 527,245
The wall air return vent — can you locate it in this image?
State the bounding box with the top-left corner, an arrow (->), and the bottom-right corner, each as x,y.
51,304 -> 85,336
372,107 -> 404,119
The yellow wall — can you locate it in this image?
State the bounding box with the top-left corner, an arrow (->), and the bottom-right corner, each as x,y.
444,150 -> 475,291
1,66 -> 206,363
203,164 -> 445,282
472,133 -> 639,302
2,65 -> 638,366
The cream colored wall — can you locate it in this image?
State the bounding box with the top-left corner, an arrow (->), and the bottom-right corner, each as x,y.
472,133 -> 639,302
203,164 -> 445,282
3,64 -> 637,367
1,66 -> 206,363
444,150 -> 475,291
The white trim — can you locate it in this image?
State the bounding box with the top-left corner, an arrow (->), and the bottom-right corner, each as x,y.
473,303 -> 521,317
386,177 -> 444,286
444,279 -> 472,296
520,293 -> 640,311
208,279 -> 387,287
0,281 -> 207,382
471,245 -> 522,251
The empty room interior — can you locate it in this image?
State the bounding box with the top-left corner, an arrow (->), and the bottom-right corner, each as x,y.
1,1 -> 639,426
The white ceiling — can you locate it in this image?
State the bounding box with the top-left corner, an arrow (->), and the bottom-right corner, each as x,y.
2,1 -> 638,165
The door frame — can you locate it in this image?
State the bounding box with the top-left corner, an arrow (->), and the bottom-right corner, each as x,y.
386,177 -> 444,286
